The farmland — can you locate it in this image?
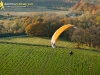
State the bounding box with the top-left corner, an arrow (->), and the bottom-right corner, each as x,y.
0,37 -> 100,75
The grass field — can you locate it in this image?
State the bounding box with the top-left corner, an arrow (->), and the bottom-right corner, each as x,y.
0,36 -> 100,75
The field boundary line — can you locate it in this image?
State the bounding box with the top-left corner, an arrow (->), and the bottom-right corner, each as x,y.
0,41 -> 68,48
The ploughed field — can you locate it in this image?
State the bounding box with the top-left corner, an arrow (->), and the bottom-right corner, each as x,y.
0,37 -> 100,75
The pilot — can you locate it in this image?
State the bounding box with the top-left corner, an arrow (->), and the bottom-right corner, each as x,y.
69,51 -> 73,56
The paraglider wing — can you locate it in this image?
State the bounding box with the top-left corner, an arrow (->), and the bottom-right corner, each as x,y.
51,24 -> 74,48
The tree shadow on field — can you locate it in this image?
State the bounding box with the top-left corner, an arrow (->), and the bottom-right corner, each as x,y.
76,47 -> 100,53
38,37 -> 51,40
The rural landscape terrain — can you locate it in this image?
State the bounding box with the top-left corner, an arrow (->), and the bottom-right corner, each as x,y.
0,0 -> 100,75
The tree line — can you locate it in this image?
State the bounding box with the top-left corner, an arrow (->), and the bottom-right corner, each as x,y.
24,12 -> 100,49
72,2 -> 100,15
0,11 -> 100,49
71,26 -> 100,49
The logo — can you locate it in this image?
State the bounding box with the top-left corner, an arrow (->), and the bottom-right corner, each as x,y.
0,0 -> 4,10
0,0 -> 34,10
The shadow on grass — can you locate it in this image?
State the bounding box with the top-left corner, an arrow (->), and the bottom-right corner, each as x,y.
0,41 -> 99,53
0,41 -> 67,48
0,41 -> 51,47
76,47 -> 100,53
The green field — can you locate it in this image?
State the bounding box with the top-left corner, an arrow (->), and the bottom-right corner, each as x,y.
0,37 -> 100,75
